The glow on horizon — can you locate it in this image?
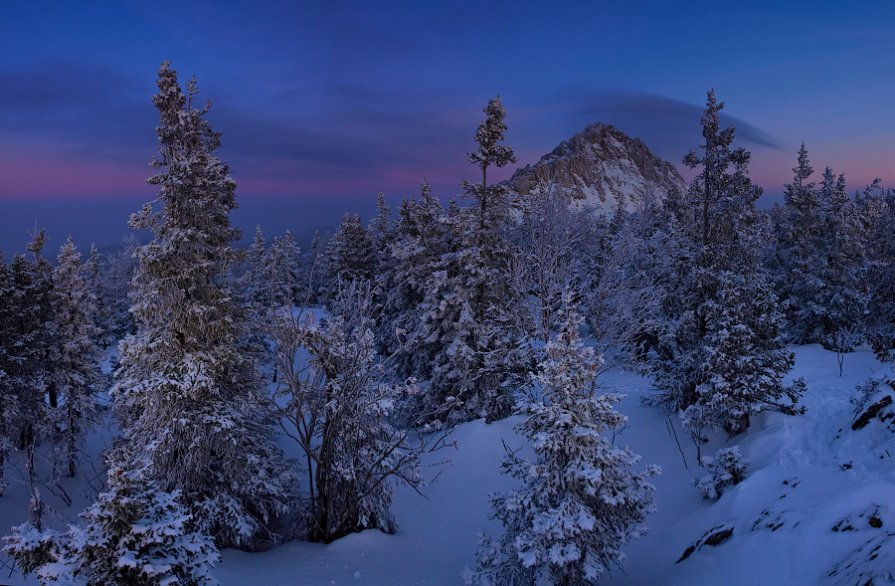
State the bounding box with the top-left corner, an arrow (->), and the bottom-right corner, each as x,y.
2,1 -> 895,205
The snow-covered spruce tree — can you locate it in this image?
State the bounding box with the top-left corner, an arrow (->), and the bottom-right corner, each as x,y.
653,90 -> 803,439
596,188 -> 683,362
272,281 -> 422,543
3,230 -> 56,499
95,235 -> 138,345
467,304 -> 658,585
113,61 -> 296,549
48,237 -> 103,478
862,181 -> 895,361
420,96 -> 529,424
83,244 -> 107,346
376,183 -> 451,389
301,230 -> 325,305
322,213 -> 375,303
24,230 -> 56,433
266,231 -> 302,309
773,144 -> 826,343
816,168 -> 867,374
238,225 -> 270,314
5,459 -> 220,586
678,269 -> 805,438
0,253 -> 15,495
369,192 -> 395,273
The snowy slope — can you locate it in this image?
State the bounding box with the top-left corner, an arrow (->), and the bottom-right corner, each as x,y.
219,345 -> 894,585
2,345 -> 893,585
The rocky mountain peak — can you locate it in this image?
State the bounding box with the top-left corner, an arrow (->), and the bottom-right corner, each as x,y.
508,123 -> 686,213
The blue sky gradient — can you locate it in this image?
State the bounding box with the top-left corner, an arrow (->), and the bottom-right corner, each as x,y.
2,1 -> 894,253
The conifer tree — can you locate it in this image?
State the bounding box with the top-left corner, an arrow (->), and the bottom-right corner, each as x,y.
861,180 -> 895,360
774,144 -> 826,342
49,237 -> 103,478
83,244 -> 107,345
467,304 -> 657,585
266,231 -> 302,308
296,230 -> 324,306
653,90 -> 803,439
239,225 -> 269,313
95,235 -> 138,345
418,96 -> 529,424
5,460 -> 220,586
0,253 -> 14,495
378,183 -> 452,389
816,168 -> 867,373
322,213 -> 375,301
369,192 -> 394,267
112,61 -> 295,549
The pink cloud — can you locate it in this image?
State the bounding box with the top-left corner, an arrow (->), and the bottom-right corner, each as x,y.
0,150 -> 153,199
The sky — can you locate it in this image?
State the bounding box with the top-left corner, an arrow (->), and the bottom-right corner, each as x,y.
2,0 -> 895,254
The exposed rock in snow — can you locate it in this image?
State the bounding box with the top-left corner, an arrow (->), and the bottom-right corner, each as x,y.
676,523 -> 735,563
852,393 -> 894,430
507,123 -> 685,214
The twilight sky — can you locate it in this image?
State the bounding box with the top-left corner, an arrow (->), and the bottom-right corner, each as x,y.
2,0 -> 895,254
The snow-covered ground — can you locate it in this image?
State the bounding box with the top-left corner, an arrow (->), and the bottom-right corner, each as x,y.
2,344 -> 893,585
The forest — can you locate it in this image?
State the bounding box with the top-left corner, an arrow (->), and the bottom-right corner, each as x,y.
1,61 -> 894,585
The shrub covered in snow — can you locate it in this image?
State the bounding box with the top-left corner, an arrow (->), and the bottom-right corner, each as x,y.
695,446 -> 749,501
4,463 -> 220,586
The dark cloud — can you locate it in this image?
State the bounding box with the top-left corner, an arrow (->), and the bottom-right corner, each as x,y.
0,62 -> 156,160
546,90 -> 784,166
0,61 -> 473,191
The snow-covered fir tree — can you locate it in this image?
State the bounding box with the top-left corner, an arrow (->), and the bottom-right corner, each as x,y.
651,90 -> 803,439
5,460 -> 220,586
83,244 -> 106,346
377,182 -> 451,391
112,61 -> 296,549
772,144 -> 827,342
678,269 -> 806,439
816,167 -> 867,373
322,213 -> 375,302
596,189 -> 682,360
238,225 -> 269,313
369,192 -> 395,272
0,253 -> 15,495
95,235 -> 138,345
48,237 -> 103,478
418,96 -> 529,424
861,179 -> 895,361
266,230 -> 302,309
301,229 -> 325,305
3,231 -> 56,488
467,303 -> 658,585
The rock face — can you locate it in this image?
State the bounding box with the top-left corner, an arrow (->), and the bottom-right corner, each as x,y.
507,123 -> 686,213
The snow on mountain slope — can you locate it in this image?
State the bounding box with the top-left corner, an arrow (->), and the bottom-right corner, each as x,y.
507,124 -> 686,214
3,345 -> 893,585
217,345 -> 894,585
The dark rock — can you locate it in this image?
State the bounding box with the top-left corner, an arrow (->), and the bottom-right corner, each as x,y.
704,526 -> 734,547
852,395 -> 894,431
676,545 -> 696,563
